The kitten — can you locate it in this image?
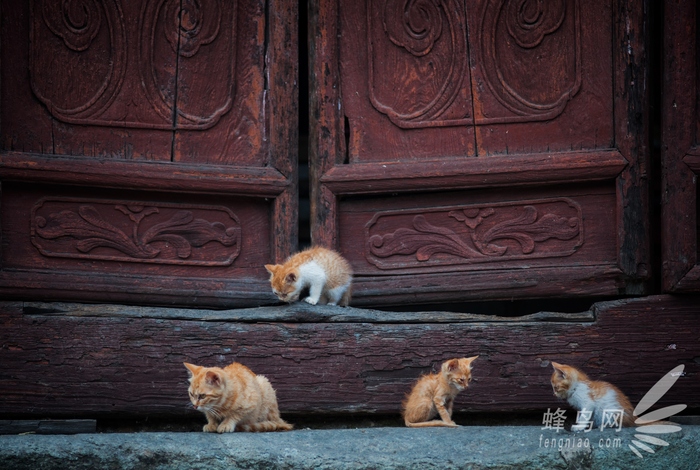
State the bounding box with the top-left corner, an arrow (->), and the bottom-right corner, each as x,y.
184,361 -> 293,433
550,362 -> 635,431
265,247 -> 353,306
402,356 -> 479,428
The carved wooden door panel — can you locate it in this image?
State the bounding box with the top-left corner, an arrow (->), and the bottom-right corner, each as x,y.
662,0 -> 700,292
310,0 -> 649,307
0,0 -> 297,307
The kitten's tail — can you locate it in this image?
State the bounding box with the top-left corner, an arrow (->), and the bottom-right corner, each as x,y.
405,420 -> 458,428
340,284 -> 352,307
239,419 -> 294,432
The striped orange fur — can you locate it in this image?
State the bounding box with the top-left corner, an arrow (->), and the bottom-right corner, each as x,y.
551,362 -> 635,429
184,361 -> 293,433
402,357 -> 478,428
265,247 -> 353,306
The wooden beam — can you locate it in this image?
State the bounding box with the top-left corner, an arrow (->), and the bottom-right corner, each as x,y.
0,297 -> 698,416
0,420 -> 96,435
0,153 -> 289,197
321,151 -> 628,195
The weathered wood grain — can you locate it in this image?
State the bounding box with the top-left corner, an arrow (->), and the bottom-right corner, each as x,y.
1,297 -> 697,417
309,0 -> 650,305
268,0 -> 300,262
662,0 -> 700,292
308,0 -> 342,249
614,0 -> 651,281
0,153 -> 290,197
21,302 -> 595,324
349,266 -> 624,307
0,420 -> 96,435
0,0 -> 298,307
320,151 -> 627,195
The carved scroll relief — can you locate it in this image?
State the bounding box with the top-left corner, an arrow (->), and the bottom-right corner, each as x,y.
30,0 -> 236,129
30,0 -> 128,124
367,0 -> 581,128
368,0 -> 472,128
31,198 -> 241,266
477,0 -> 581,123
366,198 -> 583,269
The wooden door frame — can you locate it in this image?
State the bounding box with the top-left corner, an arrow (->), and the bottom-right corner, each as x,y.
662,0 -> 700,292
0,0 -> 298,307
309,0 -> 650,305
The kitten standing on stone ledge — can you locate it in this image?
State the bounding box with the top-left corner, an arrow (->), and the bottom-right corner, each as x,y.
265,246 -> 353,306
184,362 -> 293,433
402,356 -> 479,428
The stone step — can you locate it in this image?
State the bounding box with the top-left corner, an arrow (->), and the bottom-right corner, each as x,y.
1,425 -> 698,469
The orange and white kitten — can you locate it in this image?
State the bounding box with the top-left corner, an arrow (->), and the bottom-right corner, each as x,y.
184,362 -> 293,433
551,362 -> 634,431
402,356 -> 478,428
265,247 -> 353,306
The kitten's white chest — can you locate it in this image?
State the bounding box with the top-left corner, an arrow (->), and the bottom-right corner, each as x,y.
569,383 -> 623,426
568,382 -> 595,411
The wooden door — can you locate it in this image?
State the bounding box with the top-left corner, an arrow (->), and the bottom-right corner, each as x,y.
0,0 -> 297,307
662,0 -> 700,292
310,0 -> 649,307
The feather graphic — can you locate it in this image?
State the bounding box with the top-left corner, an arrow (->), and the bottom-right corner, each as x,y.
628,365 -> 686,458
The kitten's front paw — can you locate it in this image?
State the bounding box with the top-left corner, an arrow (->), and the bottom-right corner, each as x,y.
445,421 -> 459,428
203,423 -> 217,433
217,422 -> 236,433
304,297 -> 318,305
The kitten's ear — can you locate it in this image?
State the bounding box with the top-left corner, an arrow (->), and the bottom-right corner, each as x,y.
285,272 -> 297,283
184,362 -> 200,378
264,264 -> 278,275
445,359 -> 460,372
551,362 -> 567,378
465,356 -> 479,367
205,371 -> 222,387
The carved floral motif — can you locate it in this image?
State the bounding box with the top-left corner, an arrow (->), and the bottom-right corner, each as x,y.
31,199 -> 241,266
366,199 -> 583,269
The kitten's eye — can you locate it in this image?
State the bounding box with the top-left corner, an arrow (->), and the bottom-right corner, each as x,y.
198,394 -> 206,400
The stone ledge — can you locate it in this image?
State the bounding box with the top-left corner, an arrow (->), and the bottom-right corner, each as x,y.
21,300 -> 596,323
1,425 -> 698,470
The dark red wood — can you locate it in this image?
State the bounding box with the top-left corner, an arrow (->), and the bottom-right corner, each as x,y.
0,0 -> 298,307
173,0 -> 268,167
469,0 -> 613,156
310,0 -> 650,306
0,153 -> 289,197
614,0 -> 650,281
0,297 -> 697,416
267,0 -> 300,262
321,151 -> 628,195
662,0 -> 700,292
338,184 -> 621,306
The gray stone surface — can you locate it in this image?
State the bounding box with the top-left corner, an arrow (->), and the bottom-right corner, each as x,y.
0,426 -> 698,469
